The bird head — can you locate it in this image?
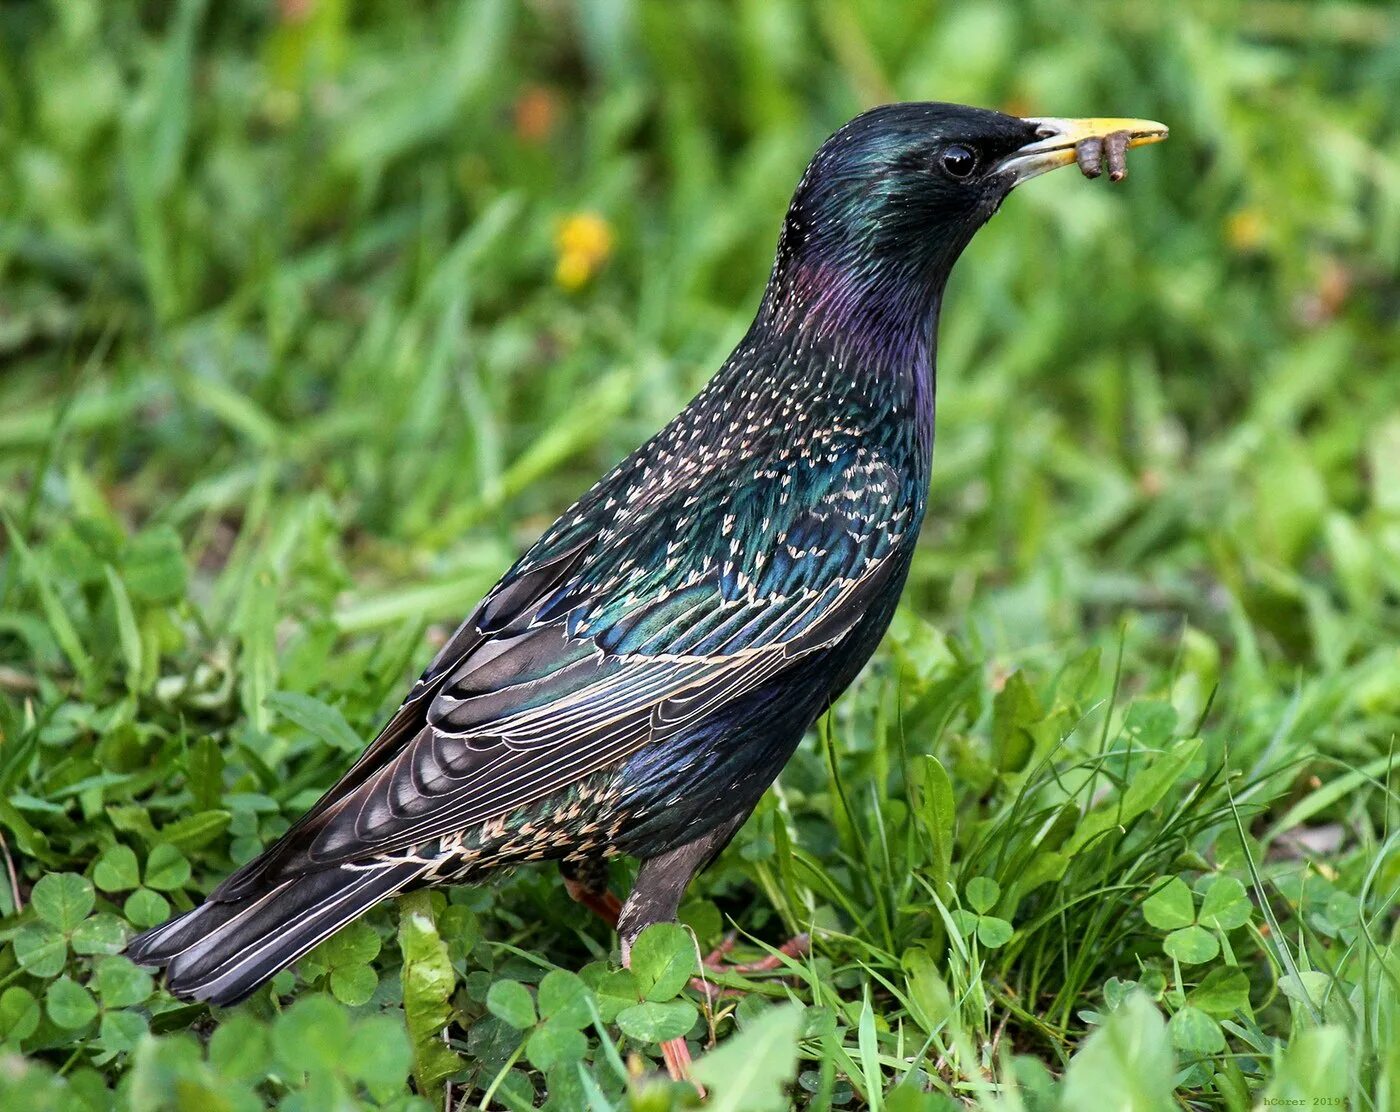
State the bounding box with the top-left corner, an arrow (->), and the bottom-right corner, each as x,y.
764,102 -> 1167,339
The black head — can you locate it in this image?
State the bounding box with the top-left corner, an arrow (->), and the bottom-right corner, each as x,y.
784,104 -> 1036,271
763,102 -> 1167,340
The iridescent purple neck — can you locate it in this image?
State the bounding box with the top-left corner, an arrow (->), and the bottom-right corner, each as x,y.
759,255 -> 942,466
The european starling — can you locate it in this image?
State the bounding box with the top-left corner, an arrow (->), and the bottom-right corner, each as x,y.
128,103 -> 1165,1076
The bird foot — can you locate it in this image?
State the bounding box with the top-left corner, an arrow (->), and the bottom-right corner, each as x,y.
689,931 -> 810,1000
647,932 -> 809,1093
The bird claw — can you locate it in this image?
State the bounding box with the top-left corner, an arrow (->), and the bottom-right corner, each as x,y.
689,932 -> 811,1001
702,930 -> 739,967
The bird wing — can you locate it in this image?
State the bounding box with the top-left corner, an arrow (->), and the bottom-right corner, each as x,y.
215,442 -> 913,894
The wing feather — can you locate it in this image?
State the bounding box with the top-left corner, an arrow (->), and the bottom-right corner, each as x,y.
217,444 -> 911,892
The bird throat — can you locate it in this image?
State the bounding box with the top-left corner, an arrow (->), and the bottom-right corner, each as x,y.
756,252 -> 943,471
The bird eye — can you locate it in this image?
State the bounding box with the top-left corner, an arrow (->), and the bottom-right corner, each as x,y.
939,144 -> 977,179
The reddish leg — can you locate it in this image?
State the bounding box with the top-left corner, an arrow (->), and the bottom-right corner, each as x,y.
627,936 -> 700,1092
563,876 -> 622,928
571,821 -> 753,1094
659,1035 -> 697,1088
564,874 -> 700,1091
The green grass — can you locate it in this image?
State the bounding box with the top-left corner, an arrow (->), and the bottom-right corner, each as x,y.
2,0 -> 1399,1109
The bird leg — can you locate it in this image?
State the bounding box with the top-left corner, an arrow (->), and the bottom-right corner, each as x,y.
615,821 -> 745,1094
617,845 -> 710,1091
563,876 -> 622,927
559,857 -> 622,927
557,853 -> 715,1091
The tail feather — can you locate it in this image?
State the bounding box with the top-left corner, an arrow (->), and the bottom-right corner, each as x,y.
125,861 -> 424,1006
125,894 -> 255,965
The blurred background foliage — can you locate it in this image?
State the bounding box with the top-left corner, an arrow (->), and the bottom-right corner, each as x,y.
1,0 -> 1398,1109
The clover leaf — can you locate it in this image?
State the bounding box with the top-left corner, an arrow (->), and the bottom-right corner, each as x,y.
954,877 -> 1015,950
143,844 -> 191,891
45,976 -> 98,1030
537,969 -> 593,1030
303,919 -> 381,1005
92,843 -> 188,929
1198,876 -> 1253,931
628,922 -> 696,1001
1168,1004 -> 1225,1055
526,1021 -> 589,1070
486,980 -> 537,1030
32,873 -> 94,932
617,999 -> 698,1042
0,988 -> 41,1045
15,873 -> 101,978
93,845 -> 141,893
1143,875 -> 1248,965
1188,967 -> 1251,1017
123,887 -> 170,928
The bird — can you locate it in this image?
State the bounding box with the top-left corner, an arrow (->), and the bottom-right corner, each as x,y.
127,102 -> 1165,1081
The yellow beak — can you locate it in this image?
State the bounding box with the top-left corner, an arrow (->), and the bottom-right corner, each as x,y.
997,116 -> 1169,184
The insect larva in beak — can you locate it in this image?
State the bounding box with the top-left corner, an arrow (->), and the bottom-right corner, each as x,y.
1076,130 -> 1135,181
1076,137 -> 1104,178
1105,131 -> 1131,181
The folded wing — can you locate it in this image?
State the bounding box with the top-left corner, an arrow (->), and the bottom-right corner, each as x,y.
215,442 -> 910,897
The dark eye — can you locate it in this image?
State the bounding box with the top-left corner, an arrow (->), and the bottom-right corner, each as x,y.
939,144 -> 977,179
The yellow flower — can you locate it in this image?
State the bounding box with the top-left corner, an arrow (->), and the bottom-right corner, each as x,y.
554,251 -> 593,291
554,212 -> 614,290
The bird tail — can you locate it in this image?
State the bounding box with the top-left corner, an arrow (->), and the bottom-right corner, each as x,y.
125,860 -> 425,1006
